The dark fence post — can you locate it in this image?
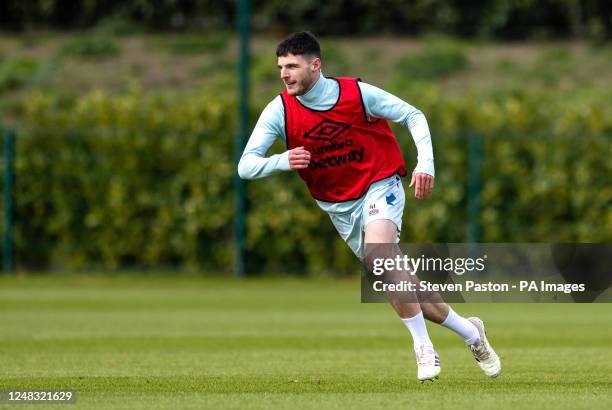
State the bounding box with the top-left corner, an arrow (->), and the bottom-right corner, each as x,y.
234,0 -> 250,277
467,131 -> 482,243
3,128 -> 15,272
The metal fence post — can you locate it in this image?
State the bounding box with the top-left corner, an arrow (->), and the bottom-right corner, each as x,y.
467,131 -> 482,243
3,128 -> 15,272
234,0 -> 250,277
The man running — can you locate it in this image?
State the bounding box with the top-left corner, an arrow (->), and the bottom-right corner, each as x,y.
238,31 -> 501,382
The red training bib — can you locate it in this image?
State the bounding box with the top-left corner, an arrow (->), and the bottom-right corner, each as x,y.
281,77 -> 407,202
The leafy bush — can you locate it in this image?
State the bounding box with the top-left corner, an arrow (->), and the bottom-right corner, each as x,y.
395,43 -> 469,80
60,36 -> 121,58
1,85 -> 610,273
193,58 -> 236,78
95,16 -> 145,36
318,41 -> 351,75
8,87 -> 235,271
154,32 -> 230,54
0,58 -> 39,92
251,55 -> 277,82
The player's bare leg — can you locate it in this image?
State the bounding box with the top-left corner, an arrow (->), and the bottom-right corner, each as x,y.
420,302 -> 449,324
364,219 -> 440,382
363,219 -> 500,379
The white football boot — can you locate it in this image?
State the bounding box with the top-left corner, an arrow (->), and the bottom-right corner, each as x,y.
415,345 -> 441,382
468,317 -> 501,378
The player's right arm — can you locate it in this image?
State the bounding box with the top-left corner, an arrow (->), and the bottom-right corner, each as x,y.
237,97 -> 310,179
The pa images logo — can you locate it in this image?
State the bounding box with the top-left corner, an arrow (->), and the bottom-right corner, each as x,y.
304,119 -> 351,141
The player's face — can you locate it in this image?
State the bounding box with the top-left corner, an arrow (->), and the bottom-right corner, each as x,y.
277,54 -> 321,96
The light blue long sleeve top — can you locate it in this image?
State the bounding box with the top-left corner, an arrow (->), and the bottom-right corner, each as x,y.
238,74 -> 435,210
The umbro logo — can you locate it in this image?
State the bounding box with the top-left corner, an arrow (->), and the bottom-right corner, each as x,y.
304,119 -> 351,141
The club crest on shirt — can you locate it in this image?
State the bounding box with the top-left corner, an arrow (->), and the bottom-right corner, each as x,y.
369,203 -> 379,216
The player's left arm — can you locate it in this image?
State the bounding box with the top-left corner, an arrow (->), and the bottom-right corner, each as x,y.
359,82 -> 434,199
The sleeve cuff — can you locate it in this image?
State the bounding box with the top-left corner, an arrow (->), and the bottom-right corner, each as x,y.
278,151 -> 291,171
414,160 -> 435,177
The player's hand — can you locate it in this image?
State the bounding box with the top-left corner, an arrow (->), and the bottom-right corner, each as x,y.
409,172 -> 434,199
287,146 -> 311,170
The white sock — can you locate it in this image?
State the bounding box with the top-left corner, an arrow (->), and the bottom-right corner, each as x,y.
441,307 -> 479,345
401,312 -> 433,351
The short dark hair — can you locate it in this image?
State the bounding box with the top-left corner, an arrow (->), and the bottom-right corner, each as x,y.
276,31 -> 321,59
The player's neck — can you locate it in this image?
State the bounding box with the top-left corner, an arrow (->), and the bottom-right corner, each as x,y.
297,72 -> 327,103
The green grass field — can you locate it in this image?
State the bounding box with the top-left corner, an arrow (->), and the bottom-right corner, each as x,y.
1,275 -> 610,409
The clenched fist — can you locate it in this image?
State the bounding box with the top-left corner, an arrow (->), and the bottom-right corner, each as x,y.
288,146 -> 311,170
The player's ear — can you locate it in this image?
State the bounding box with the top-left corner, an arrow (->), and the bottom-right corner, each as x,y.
311,57 -> 321,72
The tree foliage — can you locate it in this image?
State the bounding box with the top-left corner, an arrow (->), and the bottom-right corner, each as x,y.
0,0 -> 610,39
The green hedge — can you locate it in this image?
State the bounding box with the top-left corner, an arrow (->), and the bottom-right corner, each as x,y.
1,85 -> 610,273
